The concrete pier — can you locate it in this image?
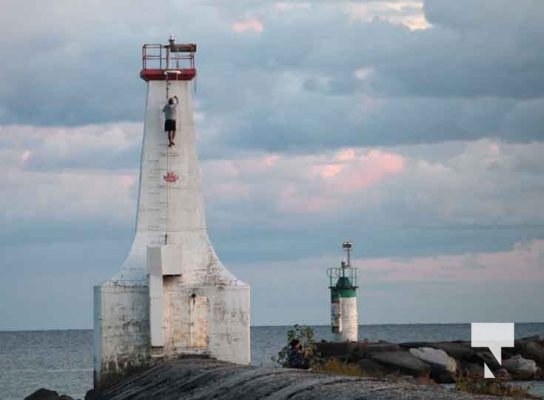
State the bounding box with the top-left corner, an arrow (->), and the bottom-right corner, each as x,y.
98,358 -> 518,400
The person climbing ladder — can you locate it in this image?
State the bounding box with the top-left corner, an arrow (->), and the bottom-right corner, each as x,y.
163,95 -> 179,147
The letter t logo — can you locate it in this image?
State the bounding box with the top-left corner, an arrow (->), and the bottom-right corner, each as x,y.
471,323 -> 514,378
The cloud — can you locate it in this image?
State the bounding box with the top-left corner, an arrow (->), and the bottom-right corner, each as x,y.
343,0 -> 432,30
274,2 -> 312,12
204,147 -> 406,217
0,0 -> 541,151
232,18 -> 265,34
424,0 -> 544,31
0,124 -> 140,225
3,122 -> 544,259
360,239 -> 544,283
0,123 -> 142,170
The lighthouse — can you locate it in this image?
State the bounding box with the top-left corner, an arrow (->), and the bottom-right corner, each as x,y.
327,241 -> 358,341
93,37 -> 250,389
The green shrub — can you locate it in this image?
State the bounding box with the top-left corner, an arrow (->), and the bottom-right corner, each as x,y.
273,324 -> 317,367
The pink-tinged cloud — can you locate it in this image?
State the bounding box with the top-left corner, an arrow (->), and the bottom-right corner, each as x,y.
262,154 -> 281,168
367,150 -> 406,174
277,183 -> 337,214
335,148 -> 356,162
119,173 -> 137,189
201,148 -> 407,215
328,150 -> 406,193
342,1 -> 432,31
312,163 -> 344,179
489,141 -> 501,155
359,240 -> 544,284
274,150 -> 405,214
232,18 -> 264,34
20,150 -> 32,165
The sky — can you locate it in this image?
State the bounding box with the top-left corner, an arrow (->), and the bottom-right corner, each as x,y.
0,0 -> 543,330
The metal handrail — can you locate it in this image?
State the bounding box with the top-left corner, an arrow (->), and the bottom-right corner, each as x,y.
327,266 -> 358,288
142,43 -> 196,70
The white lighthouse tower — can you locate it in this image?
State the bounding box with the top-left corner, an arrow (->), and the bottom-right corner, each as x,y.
93,37 -> 250,389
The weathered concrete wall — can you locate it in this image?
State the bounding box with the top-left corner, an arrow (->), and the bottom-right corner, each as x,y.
93,284 -> 150,389
94,77 -> 250,389
161,284 -> 250,364
99,358 -> 516,400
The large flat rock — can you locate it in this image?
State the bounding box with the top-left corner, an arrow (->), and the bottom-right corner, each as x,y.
370,351 -> 432,377
99,357 -> 516,400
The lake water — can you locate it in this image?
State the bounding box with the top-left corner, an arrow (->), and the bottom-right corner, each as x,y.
1,323 -> 543,399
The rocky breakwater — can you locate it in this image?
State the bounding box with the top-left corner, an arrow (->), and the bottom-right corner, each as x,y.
84,357 -> 526,400
316,335 -> 544,383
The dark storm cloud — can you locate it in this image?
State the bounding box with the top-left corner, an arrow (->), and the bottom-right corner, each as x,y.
375,1 -> 544,99
203,0 -> 544,151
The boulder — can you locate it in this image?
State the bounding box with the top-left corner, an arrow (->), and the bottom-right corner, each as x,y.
363,342 -> 401,354
370,351 -> 432,377
521,334 -> 544,342
520,340 -> 544,364
474,351 -> 501,370
398,342 -> 430,349
400,341 -> 475,361
502,355 -> 538,380
409,347 -> 457,373
24,389 -> 61,400
316,342 -> 352,358
410,347 -> 457,384
460,361 -> 484,378
429,342 -> 475,361
501,345 -> 518,359
351,342 -> 401,361
85,389 -> 102,400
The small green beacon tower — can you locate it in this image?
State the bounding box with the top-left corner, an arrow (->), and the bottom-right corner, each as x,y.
327,241 -> 358,341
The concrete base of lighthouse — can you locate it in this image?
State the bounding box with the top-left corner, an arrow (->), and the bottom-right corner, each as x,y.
94,233 -> 251,390
93,283 -> 150,389
93,280 -> 250,390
